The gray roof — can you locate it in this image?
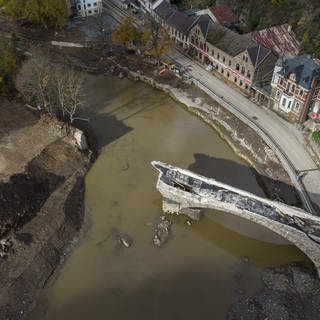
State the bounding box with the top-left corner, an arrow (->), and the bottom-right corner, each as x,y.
166,10 -> 198,35
206,21 -> 254,57
155,2 -> 176,20
197,14 -> 210,39
277,55 -> 320,90
247,45 -> 271,68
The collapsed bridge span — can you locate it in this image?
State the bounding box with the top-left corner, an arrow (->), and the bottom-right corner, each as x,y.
152,161 -> 320,276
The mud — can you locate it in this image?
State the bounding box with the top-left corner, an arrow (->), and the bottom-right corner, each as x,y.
0,97 -> 94,319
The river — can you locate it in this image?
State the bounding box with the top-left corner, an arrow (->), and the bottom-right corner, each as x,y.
29,75 -> 310,320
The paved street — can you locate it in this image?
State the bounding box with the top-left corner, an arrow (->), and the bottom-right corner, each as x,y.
169,50 -> 320,213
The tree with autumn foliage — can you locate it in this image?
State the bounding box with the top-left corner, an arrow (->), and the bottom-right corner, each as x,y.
3,0 -> 68,30
141,18 -> 171,64
111,15 -> 140,49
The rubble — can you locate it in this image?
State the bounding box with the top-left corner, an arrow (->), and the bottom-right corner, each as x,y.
153,216 -> 171,247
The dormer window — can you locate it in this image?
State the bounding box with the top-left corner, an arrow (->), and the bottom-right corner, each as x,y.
290,73 -> 296,81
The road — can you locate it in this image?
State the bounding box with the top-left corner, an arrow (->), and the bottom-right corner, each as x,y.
104,0 -> 320,214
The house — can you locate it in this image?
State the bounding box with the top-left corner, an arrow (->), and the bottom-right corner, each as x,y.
75,0 -> 102,17
188,16 -> 277,97
269,55 -> 320,123
196,4 -> 237,28
154,1 -> 176,25
166,10 -> 198,48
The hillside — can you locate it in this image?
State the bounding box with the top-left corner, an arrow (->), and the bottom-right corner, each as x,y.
174,0 -> 320,57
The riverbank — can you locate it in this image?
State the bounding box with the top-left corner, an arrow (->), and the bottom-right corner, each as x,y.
0,97 -> 97,319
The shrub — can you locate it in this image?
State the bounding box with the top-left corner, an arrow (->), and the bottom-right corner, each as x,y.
312,131 -> 320,145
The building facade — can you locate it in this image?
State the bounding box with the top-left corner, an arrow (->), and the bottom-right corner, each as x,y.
76,0 -> 102,17
188,17 -> 277,96
269,55 -> 320,123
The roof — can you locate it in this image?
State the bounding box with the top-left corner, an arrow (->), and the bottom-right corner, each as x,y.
154,1 -> 176,20
184,8 -> 200,16
247,45 -> 271,68
166,10 -> 197,35
210,5 -> 237,26
206,21 -> 254,57
123,0 -> 135,5
252,24 -> 300,58
197,14 -> 211,38
277,55 -> 320,90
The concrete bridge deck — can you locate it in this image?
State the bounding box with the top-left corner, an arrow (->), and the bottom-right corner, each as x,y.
152,161 -> 320,277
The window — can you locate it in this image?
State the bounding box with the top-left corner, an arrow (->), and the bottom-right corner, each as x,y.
221,68 -> 224,74
241,66 -> 245,75
282,97 -> 287,107
228,60 -> 231,66
286,82 -> 290,91
276,90 -> 280,99
245,57 -> 248,63
211,49 -> 214,55
294,102 -> 301,112
279,77 -> 284,86
227,72 -> 230,78
234,77 -> 237,83
87,3 -> 91,7
236,64 -> 240,71
288,101 -> 292,109
223,56 -> 225,62
239,80 -> 243,86
242,55 -> 245,61
299,89 -> 303,96
245,84 -> 248,90
291,84 -> 295,93
93,2 -> 97,5
88,10 -> 92,13
217,53 -> 220,59
247,70 -> 251,79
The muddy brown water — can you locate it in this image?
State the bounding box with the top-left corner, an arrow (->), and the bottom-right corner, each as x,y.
29,75 -> 311,320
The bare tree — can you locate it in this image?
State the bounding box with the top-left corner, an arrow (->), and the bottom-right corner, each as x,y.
63,68 -> 84,123
16,53 -> 86,123
16,54 -> 55,115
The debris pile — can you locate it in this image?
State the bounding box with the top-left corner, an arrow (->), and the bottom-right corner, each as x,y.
153,216 -> 171,247
0,238 -> 13,258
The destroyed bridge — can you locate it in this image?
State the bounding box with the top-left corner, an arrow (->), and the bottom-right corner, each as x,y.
152,161 -> 320,276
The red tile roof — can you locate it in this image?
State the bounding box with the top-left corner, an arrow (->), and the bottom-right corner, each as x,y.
209,5 -> 237,26
252,24 -> 300,58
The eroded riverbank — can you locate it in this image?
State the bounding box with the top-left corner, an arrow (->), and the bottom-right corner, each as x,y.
0,98 -> 96,319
